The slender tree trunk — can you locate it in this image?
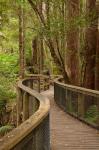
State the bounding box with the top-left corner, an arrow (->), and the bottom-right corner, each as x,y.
40,37 -> 44,73
38,1 -> 44,73
32,37 -> 38,71
19,4 -> 25,78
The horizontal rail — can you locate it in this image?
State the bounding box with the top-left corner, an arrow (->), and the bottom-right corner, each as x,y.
0,75 -> 50,150
54,78 -> 99,129
55,77 -> 99,97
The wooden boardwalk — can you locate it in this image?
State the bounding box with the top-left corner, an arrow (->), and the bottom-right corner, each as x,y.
42,88 -> 99,150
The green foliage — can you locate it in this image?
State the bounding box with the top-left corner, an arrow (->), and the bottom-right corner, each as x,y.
0,53 -> 17,122
0,84 -> 16,113
85,105 -> 99,124
0,125 -> 14,136
0,53 -> 19,78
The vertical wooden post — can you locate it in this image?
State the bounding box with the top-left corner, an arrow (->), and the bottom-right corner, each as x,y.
67,90 -> 72,112
43,77 -> 45,91
32,97 -> 39,114
17,87 -> 23,126
23,92 -> 29,121
27,79 -> 34,116
29,96 -> 34,116
44,78 -> 47,91
28,79 -> 33,89
78,94 -> 85,117
96,98 -> 99,127
29,97 -> 38,116
47,77 -> 50,89
38,77 -> 40,92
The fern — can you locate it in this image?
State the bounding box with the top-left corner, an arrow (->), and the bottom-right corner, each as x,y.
0,125 -> 14,136
85,105 -> 98,123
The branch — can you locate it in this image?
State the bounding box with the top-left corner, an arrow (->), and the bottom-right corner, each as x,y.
55,37 -> 65,67
28,0 -> 46,27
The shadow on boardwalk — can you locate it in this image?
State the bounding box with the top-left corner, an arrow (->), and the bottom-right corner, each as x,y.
42,88 -> 99,150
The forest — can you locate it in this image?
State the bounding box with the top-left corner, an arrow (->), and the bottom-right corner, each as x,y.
0,0 -> 99,139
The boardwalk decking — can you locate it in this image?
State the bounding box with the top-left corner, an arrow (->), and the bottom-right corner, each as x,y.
42,88 -> 99,150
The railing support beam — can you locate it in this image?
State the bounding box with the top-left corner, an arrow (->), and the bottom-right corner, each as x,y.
78,94 -> 85,117
17,88 -> 23,126
23,92 -> 29,121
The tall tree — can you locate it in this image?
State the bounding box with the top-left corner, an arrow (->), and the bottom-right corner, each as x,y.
66,0 -> 80,85
19,3 -> 25,78
32,37 -> 38,70
38,1 -> 44,73
84,0 -> 98,89
28,0 -> 70,83
95,0 -> 99,90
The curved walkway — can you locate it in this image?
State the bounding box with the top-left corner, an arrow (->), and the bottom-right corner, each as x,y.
42,88 -> 99,150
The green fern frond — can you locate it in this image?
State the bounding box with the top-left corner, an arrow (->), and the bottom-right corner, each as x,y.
0,125 -> 14,136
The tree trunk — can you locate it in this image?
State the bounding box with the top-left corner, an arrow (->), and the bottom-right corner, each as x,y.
19,4 -> 25,79
32,37 -> 38,73
95,30 -> 99,90
83,0 -> 98,89
66,0 -> 80,85
40,37 -> 44,73
38,2 -> 44,73
95,1 -> 99,90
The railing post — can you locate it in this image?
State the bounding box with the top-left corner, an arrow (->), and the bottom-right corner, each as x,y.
28,79 -> 34,116
38,77 -> 40,92
97,99 -> 99,127
17,87 -> 23,126
23,92 -> 29,121
28,96 -> 34,116
28,79 -> 33,89
44,78 -> 47,91
66,90 -> 72,112
48,77 -> 50,89
29,97 -> 39,116
78,94 -> 85,117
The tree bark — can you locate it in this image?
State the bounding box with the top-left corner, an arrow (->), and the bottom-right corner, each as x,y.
95,30 -> 99,90
19,4 -> 25,79
95,0 -> 99,90
66,0 -> 80,85
83,0 -> 98,89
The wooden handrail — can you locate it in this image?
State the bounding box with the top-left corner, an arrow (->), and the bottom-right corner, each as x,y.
55,77 -> 99,97
54,77 -> 99,129
0,75 -> 50,150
